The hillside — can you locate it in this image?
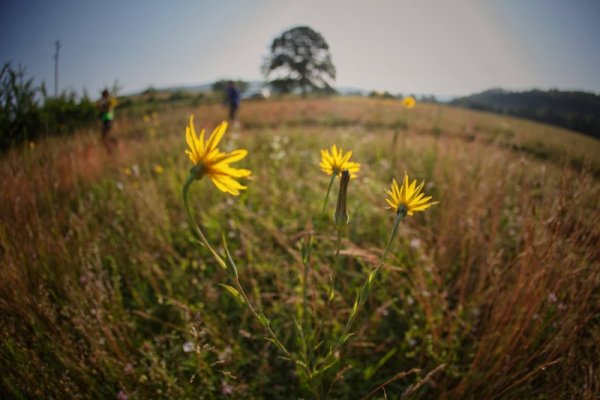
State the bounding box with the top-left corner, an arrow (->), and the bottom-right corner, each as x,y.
451,88 -> 600,139
1,97 -> 598,399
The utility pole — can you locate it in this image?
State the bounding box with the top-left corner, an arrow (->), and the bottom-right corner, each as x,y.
53,40 -> 60,97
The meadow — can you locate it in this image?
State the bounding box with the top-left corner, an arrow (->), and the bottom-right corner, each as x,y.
1,97 -> 599,399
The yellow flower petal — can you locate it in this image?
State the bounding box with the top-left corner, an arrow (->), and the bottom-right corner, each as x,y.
385,173 -> 438,216
184,116 -> 251,196
320,144 -> 361,178
214,149 -> 248,164
206,121 -> 228,153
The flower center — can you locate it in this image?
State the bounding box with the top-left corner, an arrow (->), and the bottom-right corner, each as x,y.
190,164 -> 207,180
397,204 -> 408,217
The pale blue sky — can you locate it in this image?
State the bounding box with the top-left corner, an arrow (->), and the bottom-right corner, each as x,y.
1,0 -> 599,97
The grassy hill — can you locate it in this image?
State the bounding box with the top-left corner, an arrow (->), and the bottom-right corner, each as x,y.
451,88 -> 600,139
1,97 -> 598,399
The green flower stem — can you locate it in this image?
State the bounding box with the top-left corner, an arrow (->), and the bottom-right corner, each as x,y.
183,174 -> 293,360
303,259 -> 309,325
321,174 -> 336,214
326,212 -> 405,365
233,277 -> 293,359
182,174 -> 219,257
327,228 -> 344,307
334,227 -> 343,258
380,211 -> 405,266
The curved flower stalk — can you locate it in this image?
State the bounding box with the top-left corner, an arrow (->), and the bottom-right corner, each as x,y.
328,170 -> 350,302
331,172 -> 438,366
181,116 -> 292,360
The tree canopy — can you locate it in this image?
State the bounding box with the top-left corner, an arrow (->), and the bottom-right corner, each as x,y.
263,26 -> 336,95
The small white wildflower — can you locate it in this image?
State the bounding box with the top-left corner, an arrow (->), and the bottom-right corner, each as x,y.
221,382 -> 234,395
124,363 -> 134,375
183,341 -> 194,353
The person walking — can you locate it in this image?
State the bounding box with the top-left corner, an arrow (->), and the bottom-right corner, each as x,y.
225,81 -> 240,123
97,89 -> 117,152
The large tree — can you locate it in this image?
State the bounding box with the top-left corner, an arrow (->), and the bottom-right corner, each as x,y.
263,26 -> 336,95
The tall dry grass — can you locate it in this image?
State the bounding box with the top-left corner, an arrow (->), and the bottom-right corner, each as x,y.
1,97 -> 598,398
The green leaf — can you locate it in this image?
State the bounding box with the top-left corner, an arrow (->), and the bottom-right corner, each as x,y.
340,332 -> 355,344
257,312 -> 270,328
363,348 -> 398,380
350,297 -> 359,319
218,284 -> 245,305
221,234 -> 238,278
359,268 -> 379,306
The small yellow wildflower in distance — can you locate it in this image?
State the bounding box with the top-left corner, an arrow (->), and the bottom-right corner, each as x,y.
385,172 -> 438,216
401,96 -> 416,109
185,116 -> 251,195
320,144 -> 360,179
153,164 -> 164,174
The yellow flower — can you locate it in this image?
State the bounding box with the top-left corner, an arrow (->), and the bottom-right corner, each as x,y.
401,96 -> 416,109
385,172 -> 438,216
123,167 -> 132,176
320,144 -> 360,179
153,164 -> 164,174
185,116 -> 251,195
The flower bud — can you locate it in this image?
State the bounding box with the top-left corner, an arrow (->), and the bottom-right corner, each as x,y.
333,170 -> 350,228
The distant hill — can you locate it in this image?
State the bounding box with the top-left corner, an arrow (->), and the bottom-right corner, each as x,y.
127,82 -> 446,102
451,89 -> 600,139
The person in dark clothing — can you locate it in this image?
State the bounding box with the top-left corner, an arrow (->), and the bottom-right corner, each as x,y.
96,89 -> 118,152
225,81 -> 240,122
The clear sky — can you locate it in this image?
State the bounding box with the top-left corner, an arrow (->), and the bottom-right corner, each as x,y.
1,0 -> 599,97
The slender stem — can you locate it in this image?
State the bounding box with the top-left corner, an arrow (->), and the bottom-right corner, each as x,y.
334,228 -> 343,257
182,174 -> 292,359
327,213 -> 405,363
182,174 -> 212,249
321,174 -> 336,214
327,228 -> 344,307
233,277 -> 293,359
303,255 -> 309,328
380,212 -> 405,266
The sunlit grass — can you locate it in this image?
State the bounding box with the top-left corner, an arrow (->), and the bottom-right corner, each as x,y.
0,97 -> 598,398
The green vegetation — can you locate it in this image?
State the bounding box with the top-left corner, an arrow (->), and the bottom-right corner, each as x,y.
451,88 -> 600,139
1,97 -> 599,399
0,62 -> 97,151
